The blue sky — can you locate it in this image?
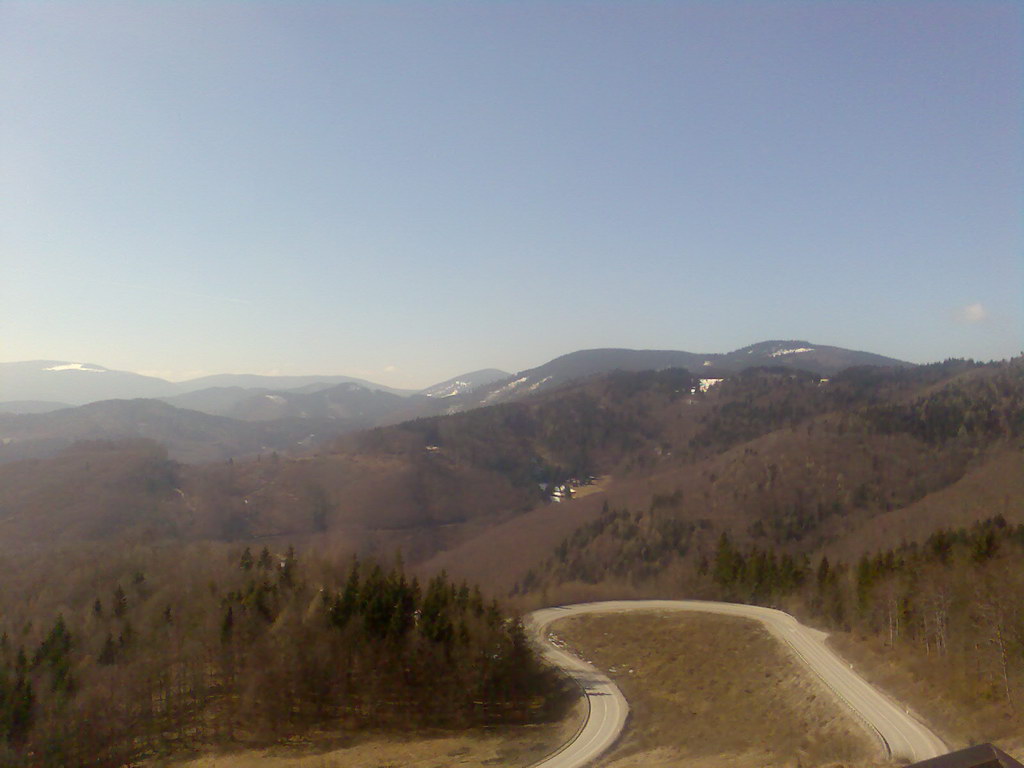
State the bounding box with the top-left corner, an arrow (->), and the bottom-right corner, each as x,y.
2,1 -> 1021,387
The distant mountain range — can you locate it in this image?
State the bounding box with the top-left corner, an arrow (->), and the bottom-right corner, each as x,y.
0,398 -> 358,464
0,343 -> 905,411
0,342 -> 910,464
0,361 -> 430,409
175,372 -> 417,398
448,340 -> 910,408
1,361 -> 181,408
161,383 -> 411,423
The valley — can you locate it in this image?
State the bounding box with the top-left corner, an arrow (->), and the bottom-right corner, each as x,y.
1,343 -> 1022,766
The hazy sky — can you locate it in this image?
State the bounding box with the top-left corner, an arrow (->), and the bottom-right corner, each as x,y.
3,1 -> 1021,387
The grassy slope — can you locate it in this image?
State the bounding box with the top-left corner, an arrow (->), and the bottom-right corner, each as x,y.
828,632 -> 1024,761
553,611 -> 881,768
151,709 -> 586,768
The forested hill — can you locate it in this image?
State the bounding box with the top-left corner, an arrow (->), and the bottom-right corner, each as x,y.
0,549 -> 561,766
0,358 -> 1018,563
517,357 -> 1023,592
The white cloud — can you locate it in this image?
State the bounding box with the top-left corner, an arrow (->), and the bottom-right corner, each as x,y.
954,303 -> 988,324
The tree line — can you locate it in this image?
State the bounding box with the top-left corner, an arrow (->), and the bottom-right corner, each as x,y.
0,547 -> 561,767
708,515 -> 1024,733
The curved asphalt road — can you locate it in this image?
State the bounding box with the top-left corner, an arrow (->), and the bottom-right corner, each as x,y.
525,600 -> 947,768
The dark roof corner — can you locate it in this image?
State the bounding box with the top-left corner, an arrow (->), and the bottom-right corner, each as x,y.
908,744 -> 1023,768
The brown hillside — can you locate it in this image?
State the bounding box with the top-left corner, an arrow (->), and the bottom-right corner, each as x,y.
2,359 -> 1019,584
824,445 -> 1024,561
420,492 -> 610,595
418,359 -> 1023,599
0,440 -> 187,550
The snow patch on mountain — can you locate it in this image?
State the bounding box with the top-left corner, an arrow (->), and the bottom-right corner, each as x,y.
526,375 -> 553,392
770,347 -> 814,358
44,363 -> 106,373
426,380 -> 471,399
420,370 -> 510,399
483,376 -> 529,404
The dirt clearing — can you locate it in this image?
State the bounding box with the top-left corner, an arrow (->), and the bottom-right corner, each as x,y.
151,703 -> 584,768
552,610 -> 884,768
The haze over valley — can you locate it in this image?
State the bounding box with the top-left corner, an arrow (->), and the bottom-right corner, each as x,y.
0,340 -> 909,463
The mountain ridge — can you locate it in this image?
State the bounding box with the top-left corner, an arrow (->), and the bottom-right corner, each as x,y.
0,342 -> 914,461
446,341 -> 912,409
0,342 -> 912,408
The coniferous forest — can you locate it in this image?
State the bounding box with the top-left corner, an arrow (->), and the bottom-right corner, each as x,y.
0,548 -> 560,767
